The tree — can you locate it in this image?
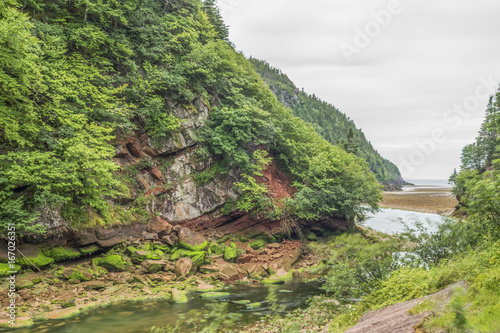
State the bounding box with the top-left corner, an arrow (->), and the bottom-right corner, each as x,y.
340,127 -> 360,155
203,0 -> 229,41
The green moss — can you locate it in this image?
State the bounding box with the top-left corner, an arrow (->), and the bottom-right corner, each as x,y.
69,270 -> 90,281
200,292 -> 231,299
191,253 -> 206,268
249,239 -> 266,251
60,300 -> 75,308
263,234 -> 278,243
144,261 -> 164,274
153,249 -> 165,258
126,246 -> 139,255
156,245 -> 171,253
0,263 -> 21,277
224,244 -> 238,262
233,300 -> 251,305
42,247 -> 81,262
179,240 -> 208,252
171,290 -> 188,304
209,242 -> 224,255
217,235 -> 230,244
98,255 -> 125,271
132,250 -> 160,262
17,251 -> 54,268
304,230 -> 318,241
171,249 -> 206,262
79,245 -> 100,255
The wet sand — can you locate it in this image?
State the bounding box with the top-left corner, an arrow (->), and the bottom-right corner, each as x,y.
381,186 -> 458,216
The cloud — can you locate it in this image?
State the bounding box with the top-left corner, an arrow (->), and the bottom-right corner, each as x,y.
221,0 -> 500,179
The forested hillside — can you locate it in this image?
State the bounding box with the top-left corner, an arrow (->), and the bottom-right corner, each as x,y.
249,58 -> 402,183
450,88 -> 500,229
0,0 -> 381,235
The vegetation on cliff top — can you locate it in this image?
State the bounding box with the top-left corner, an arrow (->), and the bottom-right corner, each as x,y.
0,0 -> 381,235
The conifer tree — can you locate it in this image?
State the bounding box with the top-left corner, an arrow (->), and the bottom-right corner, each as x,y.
203,0 -> 229,41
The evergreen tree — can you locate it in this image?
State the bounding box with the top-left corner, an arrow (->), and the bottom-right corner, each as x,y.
341,127 -> 360,155
203,0 -> 229,41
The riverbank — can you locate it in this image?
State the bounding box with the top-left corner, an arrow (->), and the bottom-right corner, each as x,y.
381,185 -> 457,215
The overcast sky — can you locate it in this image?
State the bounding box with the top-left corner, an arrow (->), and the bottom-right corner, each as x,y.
219,0 -> 500,180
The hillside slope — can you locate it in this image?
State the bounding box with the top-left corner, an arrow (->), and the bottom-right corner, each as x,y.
249,58 -> 402,183
0,0 -> 381,239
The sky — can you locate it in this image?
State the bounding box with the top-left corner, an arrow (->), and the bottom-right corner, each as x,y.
218,0 -> 500,180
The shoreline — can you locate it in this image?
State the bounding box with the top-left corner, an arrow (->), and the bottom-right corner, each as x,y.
381,186 -> 458,216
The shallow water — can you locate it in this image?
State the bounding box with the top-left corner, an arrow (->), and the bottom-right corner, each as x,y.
360,208 -> 447,234
13,279 -> 324,333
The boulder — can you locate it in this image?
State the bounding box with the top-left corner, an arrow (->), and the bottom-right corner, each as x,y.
171,288 -> 188,303
174,257 -> 193,277
249,239 -> 266,250
223,243 -> 238,262
174,226 -> 208,251
131,250 -> 160,264
197,283 -> 215,292
146,216 -> 173,236
98,255 -> 126,271
218,263 -> 244,282
62,268 -> 92,281
141,260 -> 167,273
160,235 -> 177,246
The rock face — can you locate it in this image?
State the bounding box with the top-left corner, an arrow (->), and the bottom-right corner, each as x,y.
146,216 -> 173,236
343,284 -> 461,333
19,96 -> 350,252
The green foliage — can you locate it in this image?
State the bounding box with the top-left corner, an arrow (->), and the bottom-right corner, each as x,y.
398,217 -> 481,266
1,0 -> 382,235
323,233 -> 401,300
451,88 -> 500,236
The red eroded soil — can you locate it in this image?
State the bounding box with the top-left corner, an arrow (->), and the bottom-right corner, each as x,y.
258,158 -> 295,201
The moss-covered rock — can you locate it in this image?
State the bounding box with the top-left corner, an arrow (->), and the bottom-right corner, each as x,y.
0,263 -> 21,277
155,244 -> 171,253
209,242 -> 224,255
131,250 -> 160,263
42,247 -> 81,262
17,251 -> 54,268
233,300 -> 251,305
223,243 -> 238,262
304,230 -> 318,241
153,249 -> 165,258
63,268 -> 92,282
249,239 -> 266,251
217,235 -> 230,243
171,289 -> 188,303
126,246 -> 139,256
191,253 -> 206,268
200,292 -> 230,299
98,255 -> 125,271
141,260 -> 166,274
79,244 -> 100,255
